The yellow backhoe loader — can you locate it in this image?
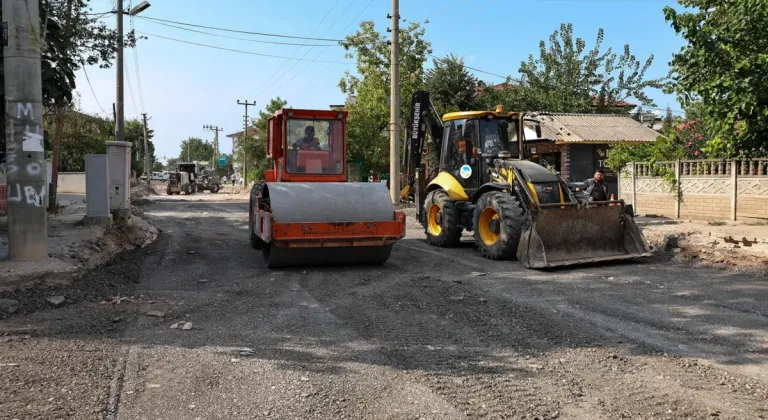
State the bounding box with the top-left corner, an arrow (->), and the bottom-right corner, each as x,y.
401,91 -> 650,268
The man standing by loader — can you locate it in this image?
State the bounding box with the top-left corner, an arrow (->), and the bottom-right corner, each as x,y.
584,169 -> 609,202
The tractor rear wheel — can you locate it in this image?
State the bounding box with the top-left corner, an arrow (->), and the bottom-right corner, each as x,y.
473,191 -> 525,260
423,190 -> 462,247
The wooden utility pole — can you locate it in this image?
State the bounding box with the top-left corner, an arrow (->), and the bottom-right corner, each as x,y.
142,113 -> 151,186
3,0 -> 48,259
236,100 -> 256,186
388,0 -> 400,204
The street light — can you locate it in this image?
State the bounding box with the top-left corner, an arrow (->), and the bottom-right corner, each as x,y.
129,1 -> 151,16
115,1 -> 151,145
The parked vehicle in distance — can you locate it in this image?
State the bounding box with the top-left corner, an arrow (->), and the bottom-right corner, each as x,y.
151,171 -> 169,182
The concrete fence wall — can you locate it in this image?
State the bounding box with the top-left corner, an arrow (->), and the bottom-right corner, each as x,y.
57,172 -> 86,194
619,159 -> 768,221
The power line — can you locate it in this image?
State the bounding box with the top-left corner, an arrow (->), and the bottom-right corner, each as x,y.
284,0 -> 376,99
124,56 -> 140,116
261,0 -> 358,98
82,66 -> 109,116
428,54 -> 510,80
137,19 -> 340,47
129,11 -> 146,113
135,31 -> 351,64
133,15 -> 346,42
246,0 -> 345,100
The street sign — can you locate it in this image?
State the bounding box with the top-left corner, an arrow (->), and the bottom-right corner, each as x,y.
218,156 -> 227,167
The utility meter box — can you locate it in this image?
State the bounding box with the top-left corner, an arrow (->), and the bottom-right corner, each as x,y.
106,141 -> 132,213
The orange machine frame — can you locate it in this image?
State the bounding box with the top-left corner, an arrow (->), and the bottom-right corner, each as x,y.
251,108 -> 406,250
263,108 -> 348,183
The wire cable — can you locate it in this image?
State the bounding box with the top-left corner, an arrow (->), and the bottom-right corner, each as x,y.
135,31 -> 350,64
133,15 -> 345,42
129,11 -> 147,113
283,0 -> 376,99
82,66 -> 109,116
124,56 -> 140,116
137,19 -> 340,47
244,0 -> 345,100
260,0 -> 358,98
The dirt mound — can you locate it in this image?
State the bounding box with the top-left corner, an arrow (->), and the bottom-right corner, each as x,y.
130,184 -> 158,199
639,217 -> 768,276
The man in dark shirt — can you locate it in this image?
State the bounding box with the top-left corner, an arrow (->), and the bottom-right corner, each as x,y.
584,169 -> 609,201
293,126 -> 321,151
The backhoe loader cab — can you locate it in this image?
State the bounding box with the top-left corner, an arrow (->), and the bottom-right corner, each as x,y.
404,91 -> 650,269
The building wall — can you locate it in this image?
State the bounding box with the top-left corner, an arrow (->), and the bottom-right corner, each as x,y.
57,172 -> 86,194
620,160 -> 768,221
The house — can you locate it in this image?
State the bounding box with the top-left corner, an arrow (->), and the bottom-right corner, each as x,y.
225,126 -> 261,155
530,113 -> 661,197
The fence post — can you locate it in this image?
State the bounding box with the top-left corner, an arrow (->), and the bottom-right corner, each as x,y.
675,159 -> 681,219
731,160 -> 738,221
630,162 -> 637,215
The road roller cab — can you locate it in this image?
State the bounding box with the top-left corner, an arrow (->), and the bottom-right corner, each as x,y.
249,108 -> 407,268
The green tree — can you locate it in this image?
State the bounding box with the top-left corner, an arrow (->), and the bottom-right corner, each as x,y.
480,23 -> 665,113
664,1 -> 768,157
340,20 -> 431,173
165,157 -> 180,171
46,110 -> 112,172
425,54 -> 480,112
237,96 -> 287,182
179,137 -> 213,162
125,119 -> 155,174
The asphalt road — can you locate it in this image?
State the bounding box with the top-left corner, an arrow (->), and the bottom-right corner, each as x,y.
1,196 -> 767,419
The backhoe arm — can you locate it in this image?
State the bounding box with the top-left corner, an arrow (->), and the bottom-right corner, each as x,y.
401,90 -> 443,201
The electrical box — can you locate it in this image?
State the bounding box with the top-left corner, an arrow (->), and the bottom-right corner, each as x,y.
106,141 -> 132,212
85,154 -> 109,218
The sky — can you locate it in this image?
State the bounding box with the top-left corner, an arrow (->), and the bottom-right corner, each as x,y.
76,0 -> 686,162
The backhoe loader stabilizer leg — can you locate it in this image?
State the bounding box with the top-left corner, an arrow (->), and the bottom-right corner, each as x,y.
517,205 -> 652,269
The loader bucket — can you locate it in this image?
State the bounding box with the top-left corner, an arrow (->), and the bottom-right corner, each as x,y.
517,202 -> 651,269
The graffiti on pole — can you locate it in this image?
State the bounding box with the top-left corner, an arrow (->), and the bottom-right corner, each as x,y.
3,101 -> 46,209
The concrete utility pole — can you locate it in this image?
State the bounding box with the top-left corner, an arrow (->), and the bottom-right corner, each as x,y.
388,0 -> 400,204
115,0 -> 124,143
203,124 -> 223,169
236,100 -> 256,186
142,113 -> 151,186
115,1 -> 151,142
3,0 -> 48,260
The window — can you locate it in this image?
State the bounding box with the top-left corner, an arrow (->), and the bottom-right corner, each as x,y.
440,119 -> 467,170
286,119 -> 344,175
479,118 -> 519,158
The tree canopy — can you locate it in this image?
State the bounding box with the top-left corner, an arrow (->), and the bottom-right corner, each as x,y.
479,24 -> 665,114
340,20 -> 431,174
664,0 -> 768,157
424,54 -> 480,112
179,137 -> 214,162
240,96 -> 287,182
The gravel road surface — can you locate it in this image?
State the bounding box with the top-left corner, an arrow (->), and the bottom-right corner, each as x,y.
1,196 -> 766,419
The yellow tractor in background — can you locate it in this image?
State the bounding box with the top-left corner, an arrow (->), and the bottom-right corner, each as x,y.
402,91 -> 650,268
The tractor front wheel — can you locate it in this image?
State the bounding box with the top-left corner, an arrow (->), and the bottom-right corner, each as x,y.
423,190 -> 462,247
473,191 -> 525,260
249,182 -> 266,250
